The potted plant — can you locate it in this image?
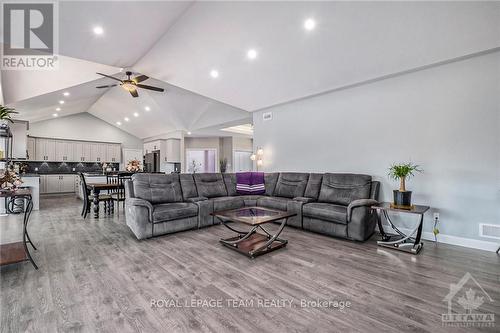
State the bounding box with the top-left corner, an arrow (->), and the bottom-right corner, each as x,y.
219,158 -> 228,173
388,162 -> 422,207
0,105 -> 18,130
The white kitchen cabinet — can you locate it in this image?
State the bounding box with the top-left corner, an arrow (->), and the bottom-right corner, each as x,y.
73,141 -> 92,162
144,140 -> 161,154
27,137 -> 36,161
35,138 -> 56,161
39,175 -> 47,194
55,140 -> 74,162
90,143 -> 106,162
166,139 -> 181,163
43,174 -> 75,193
106,144 -> 121,163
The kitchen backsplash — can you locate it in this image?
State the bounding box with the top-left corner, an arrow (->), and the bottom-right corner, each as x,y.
18,162 -> 120,174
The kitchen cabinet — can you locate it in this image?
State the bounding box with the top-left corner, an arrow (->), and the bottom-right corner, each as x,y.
105,144 -> 121,163
55,140 -> 74,162
35,138 -> 56,161
73,141 -> 92,162
42,174 -> 75,193
27,137 -> 36,161
144,141 -> 160,154
90,143 -> 106,162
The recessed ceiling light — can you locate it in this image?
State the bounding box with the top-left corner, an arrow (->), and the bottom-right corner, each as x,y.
63,91 -> 70,97
144,106 -> 150,111
52,113 -> 58,117
116,121 -> 122,126
124,117 -> 130,122
55,107 -> 61,111
133,112 -> 139,117
93,26 -> 104,35
247,49 -> 258,60
304,18 -> 316,31
58,100 -> 64,104
187,131 -> 192,135
210,69 -> 219,78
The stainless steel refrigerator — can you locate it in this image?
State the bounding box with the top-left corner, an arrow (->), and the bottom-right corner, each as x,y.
144,150 -> 160,173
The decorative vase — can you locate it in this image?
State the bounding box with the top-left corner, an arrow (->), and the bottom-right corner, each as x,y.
393,190 -> 412,207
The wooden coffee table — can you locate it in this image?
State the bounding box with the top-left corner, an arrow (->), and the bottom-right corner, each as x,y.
212,206 -> 295,258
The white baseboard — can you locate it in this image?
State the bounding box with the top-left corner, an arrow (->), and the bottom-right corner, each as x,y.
378,225 -> 500,253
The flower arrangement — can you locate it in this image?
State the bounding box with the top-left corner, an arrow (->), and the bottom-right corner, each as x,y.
126,159 -> 142,172
0,168 -> 23,190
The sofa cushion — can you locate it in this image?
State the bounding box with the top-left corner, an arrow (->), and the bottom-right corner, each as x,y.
211,196 -> 245,212
273,173 -> 309,198
318,173 -> 372,206
264,173 -> 279,196
193,173 -> 228,198
180,174 -> 198,200
257,196 -> 291,211
304,173 -> 323,200
132,173 -> 183,204
152,202 -> 198,222
222,173 -> 237,196
303,203 -> 348,224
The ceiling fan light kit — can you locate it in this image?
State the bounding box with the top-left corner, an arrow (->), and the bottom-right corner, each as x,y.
96,71 -> 165,98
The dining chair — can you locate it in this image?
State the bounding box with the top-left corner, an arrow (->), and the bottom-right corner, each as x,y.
108,173 -> 133,214
79,173 -> 113,219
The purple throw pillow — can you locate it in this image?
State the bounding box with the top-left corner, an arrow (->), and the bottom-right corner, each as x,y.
236,172 -> 265,195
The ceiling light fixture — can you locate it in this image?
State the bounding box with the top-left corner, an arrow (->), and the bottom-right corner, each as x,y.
52,113 -> 58,117
210,69 -> 219,78
133,112 -> 139,117
93,26 -> 104,35
55,107 -> 61,111
144,106 -> 151,111
58,100 -> 64,104
187,131 -> 192,135
304,18 -> 316,31
124,117 -> 130,122
63,92 -> 70,97
116,121 -> 122,126
247,49 -> 258,60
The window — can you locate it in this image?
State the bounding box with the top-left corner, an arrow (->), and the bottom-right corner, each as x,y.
186,149 -> 217,173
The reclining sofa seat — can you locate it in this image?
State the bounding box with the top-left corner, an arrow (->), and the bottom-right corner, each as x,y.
124,173 -> 198,239
302,173 -> 380,241
125,172 -> 380,241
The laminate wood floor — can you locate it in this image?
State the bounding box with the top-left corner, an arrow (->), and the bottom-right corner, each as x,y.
1,195 -> 499,333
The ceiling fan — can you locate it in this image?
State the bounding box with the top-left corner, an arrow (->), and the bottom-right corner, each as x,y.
96,71 -> 164,97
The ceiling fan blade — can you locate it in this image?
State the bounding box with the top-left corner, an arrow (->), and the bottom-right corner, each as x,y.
136,84 -> 164,92
96,72 -> 123,82
96,84 -> 117,88
129,88 -> 139,98
133,75 -> 149,83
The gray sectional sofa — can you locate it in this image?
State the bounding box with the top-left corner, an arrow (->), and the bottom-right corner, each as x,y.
124,172 -> 380,241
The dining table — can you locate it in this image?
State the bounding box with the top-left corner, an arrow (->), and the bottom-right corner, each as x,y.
86,183 -> 123,218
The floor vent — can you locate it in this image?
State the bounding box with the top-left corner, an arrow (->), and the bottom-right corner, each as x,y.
479,223 -> 500,240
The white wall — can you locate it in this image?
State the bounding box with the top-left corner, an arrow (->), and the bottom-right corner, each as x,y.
253,51 -> 500,246
29,112 -> 143,149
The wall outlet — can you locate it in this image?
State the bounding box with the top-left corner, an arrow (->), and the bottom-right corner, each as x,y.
433,212 -> 440,220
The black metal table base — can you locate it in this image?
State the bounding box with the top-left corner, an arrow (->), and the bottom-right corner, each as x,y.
377,210 -> 424,255
220,218 -> 288,258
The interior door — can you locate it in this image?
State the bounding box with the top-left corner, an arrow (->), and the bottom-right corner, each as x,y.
234,151 -> 253,172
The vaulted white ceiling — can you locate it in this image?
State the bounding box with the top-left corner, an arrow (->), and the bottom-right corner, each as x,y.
2,1 -> 499,139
